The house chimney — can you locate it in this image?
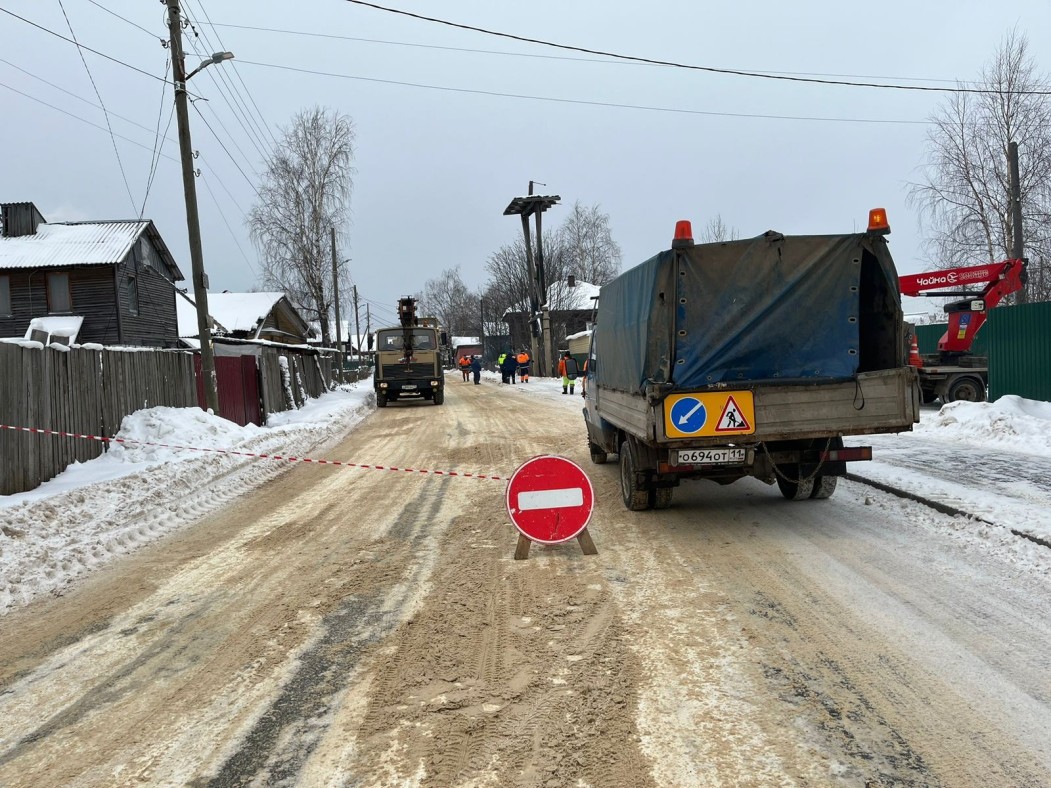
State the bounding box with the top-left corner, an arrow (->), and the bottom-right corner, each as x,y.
567,275 -> 576,288
1,202 -> 46,238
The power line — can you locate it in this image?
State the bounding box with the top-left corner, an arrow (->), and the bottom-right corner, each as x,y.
86,0 -> 166,44
182,0 -> 272,161
189,2 -> 279,148
0,6 -> 171,85
195,93 -> 259,178
206,20 -> 969,87
0,79 -> 179,160
182,34 -> 268,168
141,88 -> 175,219
199,172 -> 256,275
237,59 -> 929,126
56,0 -> 137,215
191,101 -> 260,194
342,0 -> 1051,97
0,56 -> 173,138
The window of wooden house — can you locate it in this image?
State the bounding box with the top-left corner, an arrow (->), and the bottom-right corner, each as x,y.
128,272 -> 140,315
139,237 -> 154,271
0,275 -> 11,317
46,271 -> 71,314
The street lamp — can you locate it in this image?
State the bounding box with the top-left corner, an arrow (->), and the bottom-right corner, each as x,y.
167,0 -> 232,414
186,51 -> 234,81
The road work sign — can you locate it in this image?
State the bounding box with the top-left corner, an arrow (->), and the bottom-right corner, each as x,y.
506,455 -> 597,559
663,391 -> 755,439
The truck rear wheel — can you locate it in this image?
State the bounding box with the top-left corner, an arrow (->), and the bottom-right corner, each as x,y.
619,439 -> 650,511
946,376 -> 985,403
809,475 -> 838,500
776,473 -> 815,501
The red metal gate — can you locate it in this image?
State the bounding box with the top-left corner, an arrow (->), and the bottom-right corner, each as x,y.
194,354 -> 263,426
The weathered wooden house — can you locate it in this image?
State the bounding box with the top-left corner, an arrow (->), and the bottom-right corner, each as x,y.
0,202 -> 184,347
501,280 -> 600,354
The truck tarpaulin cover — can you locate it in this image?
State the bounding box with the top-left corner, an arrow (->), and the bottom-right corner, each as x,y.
594,232 -> 895,393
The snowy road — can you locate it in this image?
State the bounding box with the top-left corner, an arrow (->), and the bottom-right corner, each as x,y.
1,378 -> 1049,786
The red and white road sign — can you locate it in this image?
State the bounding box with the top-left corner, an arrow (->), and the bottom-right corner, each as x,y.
505,455 -> 595,544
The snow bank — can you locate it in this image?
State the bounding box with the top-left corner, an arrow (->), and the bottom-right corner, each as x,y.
913,396 -> 1051,457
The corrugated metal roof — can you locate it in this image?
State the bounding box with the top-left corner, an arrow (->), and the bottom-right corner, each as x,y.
0,220 -> 149,269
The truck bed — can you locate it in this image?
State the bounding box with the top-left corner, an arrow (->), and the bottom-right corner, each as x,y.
596,368 -> 919,447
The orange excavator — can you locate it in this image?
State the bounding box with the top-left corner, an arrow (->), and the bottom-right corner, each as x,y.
900,258 -> 1027,403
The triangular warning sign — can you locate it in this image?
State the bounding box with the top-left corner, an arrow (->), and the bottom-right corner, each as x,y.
715,395 -> 751,432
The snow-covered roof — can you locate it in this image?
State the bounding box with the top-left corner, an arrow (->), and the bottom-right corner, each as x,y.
175,291 -> 229,338
207,293 -> 287,334
505,281 -> 601,315
561,281 -> 601,310
452,336 -> 481,348
565,329 -> 592,341
0,220 -> 183,279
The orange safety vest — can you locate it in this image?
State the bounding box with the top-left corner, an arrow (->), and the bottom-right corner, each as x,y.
516,352 -> 529,364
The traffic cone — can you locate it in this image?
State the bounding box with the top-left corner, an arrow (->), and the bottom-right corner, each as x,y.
908,334 -> 923,368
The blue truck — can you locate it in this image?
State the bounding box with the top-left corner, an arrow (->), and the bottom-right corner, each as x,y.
582,213 -> 920,510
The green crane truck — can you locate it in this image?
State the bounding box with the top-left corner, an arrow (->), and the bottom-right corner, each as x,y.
373,297 -> 445,407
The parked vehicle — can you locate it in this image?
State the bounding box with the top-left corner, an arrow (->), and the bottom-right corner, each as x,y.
901,258 -> 1027,403
373,297 -> 445,407
582,210 -> 920,510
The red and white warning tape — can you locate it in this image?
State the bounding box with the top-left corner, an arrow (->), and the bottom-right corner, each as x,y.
0,423 -> 507,482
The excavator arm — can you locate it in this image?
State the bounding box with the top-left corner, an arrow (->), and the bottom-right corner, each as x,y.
899,259 -> 1027,354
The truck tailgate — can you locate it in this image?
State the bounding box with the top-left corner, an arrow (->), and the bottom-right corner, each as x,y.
598,368 -> 919,445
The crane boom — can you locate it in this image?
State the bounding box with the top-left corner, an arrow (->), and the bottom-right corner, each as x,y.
899,258 -> 1027,354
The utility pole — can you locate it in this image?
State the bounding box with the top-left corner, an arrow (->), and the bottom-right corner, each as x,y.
330,226 -> 344,381
353,285 -> 361,366
504,184 -> 559,376
167,0 -> 219,413
1008,141 -> 1027,304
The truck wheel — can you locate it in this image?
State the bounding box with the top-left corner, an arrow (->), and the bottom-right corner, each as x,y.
809,475 -> 838,500
946,376 -> 985,403
619,440 -> 650,511
651,486 -> 674,509
376,392 -> 388,408
776,473 -> 815,501
433,389 -> 444,405
588,441 -> 608,464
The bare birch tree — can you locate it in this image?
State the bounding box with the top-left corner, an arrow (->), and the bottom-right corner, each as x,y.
908,30 -> 1051,301
247,107 -> 356,345
699,214 -> 739,243
553,201 -> 622,288
420,266 -> 476,338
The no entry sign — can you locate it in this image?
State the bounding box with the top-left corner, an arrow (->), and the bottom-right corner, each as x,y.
505,455 -> 595,544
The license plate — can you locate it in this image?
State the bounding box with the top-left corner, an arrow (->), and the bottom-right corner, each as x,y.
675,448 -> 746,465
402,384 -> 417,390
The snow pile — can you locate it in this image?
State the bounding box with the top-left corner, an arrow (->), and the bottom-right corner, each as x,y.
0,384 -> 373,614
913,396 -> 1051,457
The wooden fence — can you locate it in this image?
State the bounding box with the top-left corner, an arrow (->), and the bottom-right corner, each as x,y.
258,347 -> 335,417
1,342 -> 341,496
0,343 -> 196,495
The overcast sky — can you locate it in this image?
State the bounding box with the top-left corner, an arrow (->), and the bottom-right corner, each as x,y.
3,0 -> 1050,327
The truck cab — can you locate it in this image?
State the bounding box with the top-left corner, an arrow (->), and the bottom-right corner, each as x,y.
373,297 -> 445,407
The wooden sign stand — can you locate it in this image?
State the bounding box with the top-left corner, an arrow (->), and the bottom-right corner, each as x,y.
514,527 -> 598,560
